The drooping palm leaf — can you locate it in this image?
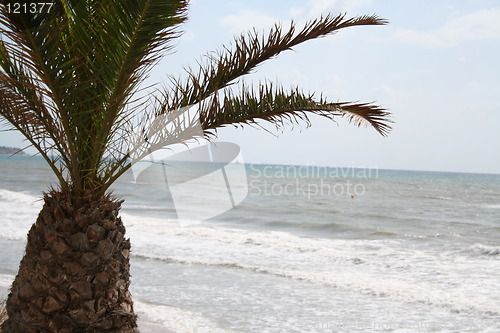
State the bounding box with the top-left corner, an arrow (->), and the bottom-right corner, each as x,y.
0,0 -> 188,193
0,38 -> 69,187
164,13 -> 388,110
198,83 -> 392,137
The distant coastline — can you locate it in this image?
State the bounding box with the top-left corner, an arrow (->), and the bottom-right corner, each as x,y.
0,146 -> 28,155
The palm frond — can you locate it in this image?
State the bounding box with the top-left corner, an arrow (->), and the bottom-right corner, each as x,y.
198,83 -> 392,137
0,72 -> 68,187
1,0 -> 188,194
164,13 -> 387,110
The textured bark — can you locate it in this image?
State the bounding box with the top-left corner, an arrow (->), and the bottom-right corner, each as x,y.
1,191 -> 137,333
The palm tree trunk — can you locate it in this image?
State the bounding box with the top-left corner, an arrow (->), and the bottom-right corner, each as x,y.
1,191 -> 137,333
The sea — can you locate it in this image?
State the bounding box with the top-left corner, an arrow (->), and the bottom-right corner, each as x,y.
0,153 -> 499,333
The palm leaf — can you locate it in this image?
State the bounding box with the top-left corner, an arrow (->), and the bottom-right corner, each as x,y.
164,13 -> 388,110
1,0 -> 188,193
198,83 -> 392,137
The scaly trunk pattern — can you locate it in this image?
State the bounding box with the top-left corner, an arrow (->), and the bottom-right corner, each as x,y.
1,191 -> 137,333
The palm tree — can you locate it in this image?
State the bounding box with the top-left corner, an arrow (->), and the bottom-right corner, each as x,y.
0,1 -> 391,332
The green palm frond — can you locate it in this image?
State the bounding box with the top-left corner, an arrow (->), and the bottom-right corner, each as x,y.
164,13 -> 387,110
0,38 -> 69,187
198,83 -> 392,137
0,0 -> 188,193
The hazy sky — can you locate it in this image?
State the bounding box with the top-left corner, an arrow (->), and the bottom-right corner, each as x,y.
1,0 -> 499,174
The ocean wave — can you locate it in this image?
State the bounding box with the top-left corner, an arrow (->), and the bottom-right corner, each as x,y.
124,224 -> 500,318
0,191 -> 41,240
484,204 -> 500,209
0,273 -> 14,289
458,244 -> 500,257
0,189 -> 42,206
263,220 -> 345,231
123,204 -> 170,211
134,300 -> 235,333
368,231 -> 398,237
0,231 -> 28,242
120,212 -> 191,229
127,222 -> 381,260
131,252 -> 499,318
420,195 -> 453,201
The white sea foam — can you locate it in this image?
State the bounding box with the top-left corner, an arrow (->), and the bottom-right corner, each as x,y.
0,189 -> 41,241
121,217 -> 500,318
132,251 -> 499,317
135,300 -> 235,333
0,189 -> 42,206
425,195 -> 452,201
0,273 -> 14,289
484,204 -> 500,209
459,244 -> 500,257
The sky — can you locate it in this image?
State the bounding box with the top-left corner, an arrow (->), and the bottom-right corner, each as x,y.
1,0 -> 499,174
